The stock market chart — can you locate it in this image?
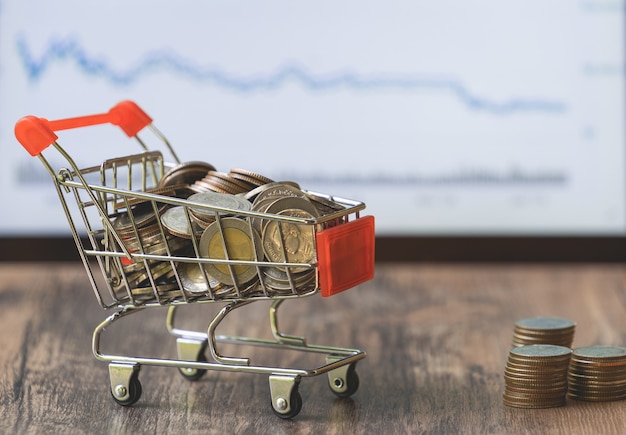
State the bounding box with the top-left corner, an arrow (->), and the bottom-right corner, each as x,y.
1,1 -> 624,235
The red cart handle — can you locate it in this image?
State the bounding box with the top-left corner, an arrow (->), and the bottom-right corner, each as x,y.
15,100 -> 153,156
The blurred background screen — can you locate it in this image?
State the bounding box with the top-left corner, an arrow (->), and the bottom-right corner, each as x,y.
1,1 -> 624,237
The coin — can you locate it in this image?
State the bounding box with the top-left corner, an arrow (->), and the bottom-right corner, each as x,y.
178,261 -> 222,294
229,168 -> 275,187
503,395 -> 566,409
188,191 -> 252,220
112,203 -> 159,236
503,344 -> 571,409
262,209 -> 316,273
159,161 -> 216,188
199,217 -> 263,286
248,182 -> 306,204
512,316 -> 576,348
572,345 -> 626,361
304,191 -> 346,215
567,345 -> 626,402
201,171 -> 251,194
161,206 -> 202,239
261,266 -> 316,293
510,344 -> 573,359
243,180 -> 301,202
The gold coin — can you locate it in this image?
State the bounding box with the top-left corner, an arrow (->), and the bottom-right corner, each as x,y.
262,209 -> 316,273
199,217 -> 263,286
178,261 -> 222,294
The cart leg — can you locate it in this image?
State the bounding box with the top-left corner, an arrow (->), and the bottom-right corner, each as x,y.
207,300 -> 251,365
176,338 -> 208,381
109,362 -> 142,406
269,299 -> 306,346
326,355 -> 360,398
269,375 -> 302,419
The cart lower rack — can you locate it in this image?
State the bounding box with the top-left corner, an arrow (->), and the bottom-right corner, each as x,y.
15,101 -> 375,419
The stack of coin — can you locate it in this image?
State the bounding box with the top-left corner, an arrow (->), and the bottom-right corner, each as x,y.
247,182 -> 320,295
567,345 -> 626,402
250,183 -> 318,233
187,191 -> 252,231
191,170 -> 255,195
159,161 -> 216,195
503,344 -> 572,409
111,201 -> 186,298
512,317 -> 576,348
229,168 -> 275,190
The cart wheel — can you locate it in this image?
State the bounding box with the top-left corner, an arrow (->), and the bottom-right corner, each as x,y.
111,373 -> 142,407
271,388 -> 302,420
109,362 -> 143,407
176,338 -> 208,381
178,352 -> 208,381
269,375 -> 303,419
328,363 -> 360,398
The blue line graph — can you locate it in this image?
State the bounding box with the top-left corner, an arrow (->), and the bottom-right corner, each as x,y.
16,35 -> 566,115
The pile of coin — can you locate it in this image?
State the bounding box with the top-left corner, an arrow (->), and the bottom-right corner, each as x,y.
109,199 -> 188,302
503,344 -> 572,409
158,161 -> 216,196
167,165 -> 276,196
248,182 -> 322,292
567,345 -> 626,402
512,317 -> 576,348
105,160 -> 349,302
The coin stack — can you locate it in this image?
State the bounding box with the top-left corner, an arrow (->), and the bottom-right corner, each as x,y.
567,345 -> 626,402
503,344 -> 572,409
512,317 -> 576,348
110,201 -> 188,301
188,168 -> 275,195
159,161 -> 216,196
250,182 -> 321,294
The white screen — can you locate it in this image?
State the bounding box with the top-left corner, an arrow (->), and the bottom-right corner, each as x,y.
1,1 -> 624,235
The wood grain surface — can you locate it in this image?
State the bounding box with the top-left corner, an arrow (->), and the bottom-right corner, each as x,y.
2,262 -> 626,434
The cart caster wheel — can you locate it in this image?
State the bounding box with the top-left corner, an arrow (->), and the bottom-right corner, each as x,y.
176,338 -> 208,381
178,352 -> 208,381
328,362 -> 360,398
271,388 -> 302,420
269,375 -> 302,419
109,364 -> 142,406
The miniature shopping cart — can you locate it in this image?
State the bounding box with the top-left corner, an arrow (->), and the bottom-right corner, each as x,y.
14,100 -> 375,419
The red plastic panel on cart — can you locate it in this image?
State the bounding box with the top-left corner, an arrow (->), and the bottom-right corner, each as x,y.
316,215 -> 375,297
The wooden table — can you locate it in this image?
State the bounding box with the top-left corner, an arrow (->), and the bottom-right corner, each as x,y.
2,262 -> 626,434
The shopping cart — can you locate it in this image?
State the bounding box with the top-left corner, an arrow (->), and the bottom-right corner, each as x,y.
14,100 -> 375,419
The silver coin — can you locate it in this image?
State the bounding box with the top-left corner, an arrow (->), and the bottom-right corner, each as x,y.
160,206 -> 204,239
573,345 -> 626,360
510,344 -> 573,358
188,191 -> 252,219
515,317 -> 576,331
